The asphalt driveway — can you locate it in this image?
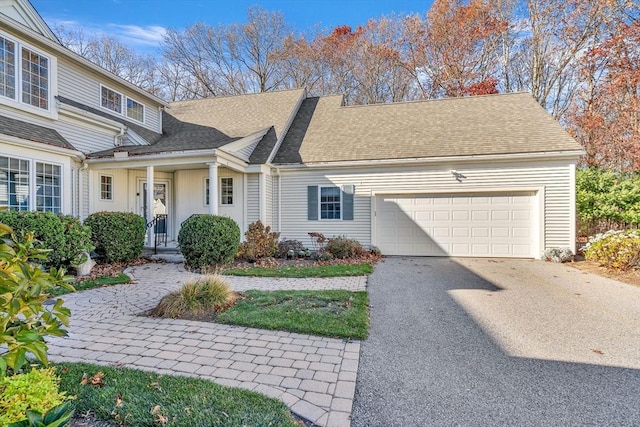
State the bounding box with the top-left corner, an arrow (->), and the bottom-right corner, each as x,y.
351,257 -> 640,426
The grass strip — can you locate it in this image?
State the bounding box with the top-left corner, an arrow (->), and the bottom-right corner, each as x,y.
56,362 -> 297,427
218,290 -> 369,340
50,273 -> 130,296
223,263 -> 372,278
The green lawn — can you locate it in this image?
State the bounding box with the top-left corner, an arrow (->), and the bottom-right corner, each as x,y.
223,262 -> 372,278
218,290 -> 369,339
50,273 -> 130,296
56,362 -> 298,427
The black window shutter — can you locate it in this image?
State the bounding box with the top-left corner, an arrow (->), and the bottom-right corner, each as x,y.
342,184 -> 354,221
308,186 -> 318,220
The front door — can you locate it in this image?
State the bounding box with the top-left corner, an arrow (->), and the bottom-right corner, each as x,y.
140,180 -> 170,239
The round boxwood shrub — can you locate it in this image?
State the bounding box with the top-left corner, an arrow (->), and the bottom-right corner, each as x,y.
178,215 -> 240,268
85,211 -> 146,263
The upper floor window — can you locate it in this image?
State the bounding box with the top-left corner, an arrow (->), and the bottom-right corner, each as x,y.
127,98 -> 144,122
101,86 -> 122,113
0,34 -> 50,111
0,37 -> 16,99
101,85 -> 145,123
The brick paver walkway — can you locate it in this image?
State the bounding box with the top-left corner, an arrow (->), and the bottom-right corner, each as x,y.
48,263 -> 367,427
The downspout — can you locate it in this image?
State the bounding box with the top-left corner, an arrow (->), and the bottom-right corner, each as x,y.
114,127 -> 125,146
275,167 -> 281,233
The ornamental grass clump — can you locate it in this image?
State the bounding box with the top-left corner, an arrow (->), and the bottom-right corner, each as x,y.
152,275 -> 236,318
584,229 -> 640,270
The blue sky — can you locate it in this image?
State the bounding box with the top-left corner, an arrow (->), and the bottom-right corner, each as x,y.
30,0 -> 434,51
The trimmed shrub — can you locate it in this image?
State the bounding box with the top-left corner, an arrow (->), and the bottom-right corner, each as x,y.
237,220 -> 280,261
0,368 -> 72,426
277,239 -> 306,258
324,236 -> 366,259
152,276 -> 235,318
584,229 -> 640,270
0,212 -> 94,268
85,212 -> 146,264
178,215 -> 240,268
0,211 -> 65,267
0,223 -> 73,375
58,214 -> 94,265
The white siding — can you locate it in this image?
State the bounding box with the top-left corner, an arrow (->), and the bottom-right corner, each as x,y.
58,58 -> 161,134
278,160 -> 575,254
80,168 -> 89,220
265,174 -> 273,228
174,168 -> 244,235
247,174 -> 260,224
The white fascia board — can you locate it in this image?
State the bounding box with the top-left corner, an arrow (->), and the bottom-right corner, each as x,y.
275,150 -> 586,170
0,14 -> 168,107
1,133 -> 85,161
246,164 -> 272,174
87,148 -> 249,172
126,128 -> 149,146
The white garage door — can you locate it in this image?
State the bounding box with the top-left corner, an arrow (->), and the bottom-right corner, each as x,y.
375,192 -> 536,257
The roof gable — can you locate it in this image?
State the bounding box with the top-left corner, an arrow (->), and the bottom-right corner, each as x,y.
0,0 -> 58,42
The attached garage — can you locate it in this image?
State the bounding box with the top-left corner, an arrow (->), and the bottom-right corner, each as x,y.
375,192 -> 539,258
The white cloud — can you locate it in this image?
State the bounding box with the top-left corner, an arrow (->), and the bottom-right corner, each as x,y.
108,24 -> 167,47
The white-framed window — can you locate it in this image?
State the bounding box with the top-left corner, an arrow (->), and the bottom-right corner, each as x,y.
205,177 -> 234,206
100,175 -> 113,200
0,156 -> 62,213
100,85 -> 146,123
126,97 -> 144,122
101,85 -> 122,113
0,32 -> 53,113
221,177 -> 233,205
320,186 -> 341,220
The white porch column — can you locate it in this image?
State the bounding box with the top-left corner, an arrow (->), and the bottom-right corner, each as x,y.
146,165 -> 154,247
208,162 -> 218,215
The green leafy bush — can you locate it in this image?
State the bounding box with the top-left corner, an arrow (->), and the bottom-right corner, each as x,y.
0,368 -> 72,426
58,215 -> 94,265
0,212 -> 94,268
577,168 -> 640,235
584,229 -> 640,270
178,215 -> 240,268
0,223 -> 73,375
151,275 -> 235,318
85,212 -> 146,263
237,220 -> 280,261
324,236 -> 366,259
0,211 -> 65,267
277,239 -> 306,258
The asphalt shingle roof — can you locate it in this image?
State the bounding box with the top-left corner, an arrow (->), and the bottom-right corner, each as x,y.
0,114 -> 76,150
273,92 -> 583,164
168,89 -> 304,140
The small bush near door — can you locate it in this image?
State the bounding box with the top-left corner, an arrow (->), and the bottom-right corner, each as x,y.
237,220 -> 280,262
85,212 -> 146,263
178,214 -> 240,268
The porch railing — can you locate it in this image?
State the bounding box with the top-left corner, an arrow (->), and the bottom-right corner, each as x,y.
146,214 -> 168,254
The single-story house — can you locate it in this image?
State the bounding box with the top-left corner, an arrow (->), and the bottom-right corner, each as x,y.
0,0 -> 583,258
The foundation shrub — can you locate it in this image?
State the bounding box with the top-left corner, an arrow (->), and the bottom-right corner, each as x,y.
324,236 -> 366,259
85,212 -> 146,263
237,220 -> 280,262
178,215 -> 240,268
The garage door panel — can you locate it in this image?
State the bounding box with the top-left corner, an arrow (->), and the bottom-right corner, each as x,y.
376,192 -> 535,258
